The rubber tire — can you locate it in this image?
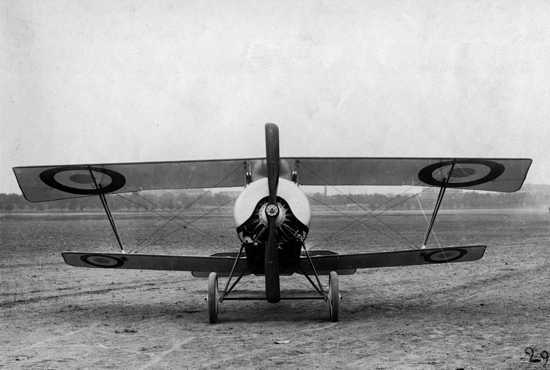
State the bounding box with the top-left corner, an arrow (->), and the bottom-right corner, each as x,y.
328,271 -> 339,322
208,272 -> 219,324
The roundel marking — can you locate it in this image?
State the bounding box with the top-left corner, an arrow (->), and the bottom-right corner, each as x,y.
69,173 -> 96,184
81,254 -> 125,268
40,166 -> 126,195
449,167 -> 476,178
418,159 -> 505,188
424,248 -> 466,263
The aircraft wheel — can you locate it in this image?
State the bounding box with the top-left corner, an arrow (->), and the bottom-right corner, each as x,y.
328,271 -> 339,322
208,272 -> 219,323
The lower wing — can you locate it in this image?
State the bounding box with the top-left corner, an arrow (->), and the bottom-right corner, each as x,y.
298,245 -> 486,274
63,245 -> 484,275
62,252 -> 250,275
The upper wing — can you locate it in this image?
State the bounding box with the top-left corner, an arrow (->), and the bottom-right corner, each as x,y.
286,157 -> 531,193
13,158 -> 262,202
298,245 -> 486,274
13,157 -> 531,202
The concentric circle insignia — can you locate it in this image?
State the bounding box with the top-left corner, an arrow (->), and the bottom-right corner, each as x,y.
424,248 -> 466,263
81,254 -> 125,268
40,166 -> 126,195
418,159 -> 504,188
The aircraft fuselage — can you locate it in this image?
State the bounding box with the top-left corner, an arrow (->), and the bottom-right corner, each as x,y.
233,177 -> 311,274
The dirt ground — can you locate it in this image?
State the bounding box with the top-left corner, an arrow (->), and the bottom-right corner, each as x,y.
1,210 -> 549,369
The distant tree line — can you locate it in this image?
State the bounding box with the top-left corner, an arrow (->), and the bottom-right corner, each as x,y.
0,191 -> 237,212
307,191 -> 540,210
1,186 -> 550,212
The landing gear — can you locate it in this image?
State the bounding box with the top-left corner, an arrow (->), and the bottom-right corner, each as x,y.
300,243 -> 341,322
206,267 -> 341,322
208,272 -> 219,323
327,271 -> 340,322
206,240 -> 342,322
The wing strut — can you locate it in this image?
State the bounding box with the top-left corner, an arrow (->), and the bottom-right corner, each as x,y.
88,166 -> 125,252
421,161 -> 455,248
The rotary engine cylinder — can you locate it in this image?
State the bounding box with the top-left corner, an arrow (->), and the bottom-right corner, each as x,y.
234,178 -> 311,243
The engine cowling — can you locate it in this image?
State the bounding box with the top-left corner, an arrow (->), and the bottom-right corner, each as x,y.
234,178 -> 311,243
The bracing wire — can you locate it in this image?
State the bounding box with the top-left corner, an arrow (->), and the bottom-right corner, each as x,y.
308,193 -> 417,249
319,187 -> 433,247
133,165 -> 241,250
301,165 -> 421,249
115,193 -> 229,249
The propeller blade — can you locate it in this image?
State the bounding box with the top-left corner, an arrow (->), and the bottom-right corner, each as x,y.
264,123 -> 280,303
265,123 -> 279,203
265,215 -> 279,302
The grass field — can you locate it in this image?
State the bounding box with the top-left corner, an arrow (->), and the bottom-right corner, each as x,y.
1,210 -> 549,368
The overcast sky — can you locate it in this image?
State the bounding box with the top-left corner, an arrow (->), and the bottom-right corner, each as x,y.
1,0 -> 549,194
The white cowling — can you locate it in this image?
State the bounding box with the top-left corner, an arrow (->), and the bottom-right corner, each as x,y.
233,178 -> 311,228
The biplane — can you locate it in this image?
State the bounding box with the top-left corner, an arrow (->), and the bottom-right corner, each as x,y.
13,123 -> 531,323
